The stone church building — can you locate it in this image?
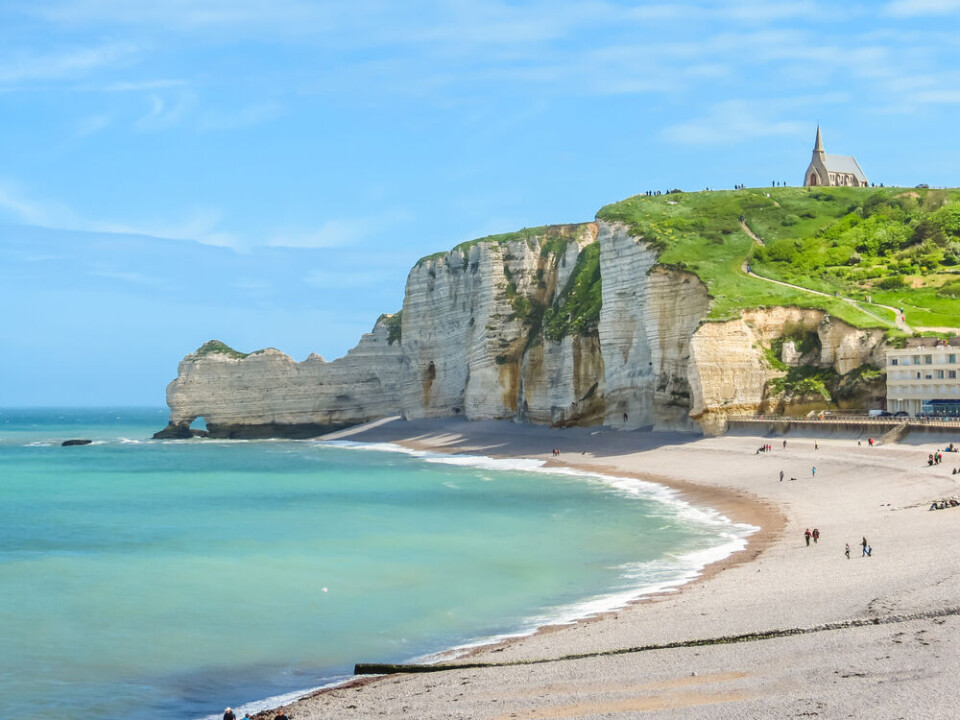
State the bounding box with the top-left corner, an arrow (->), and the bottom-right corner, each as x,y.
803,126 -> 868,187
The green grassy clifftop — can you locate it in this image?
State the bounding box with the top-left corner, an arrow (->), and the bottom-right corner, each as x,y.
598,186 -> 960,332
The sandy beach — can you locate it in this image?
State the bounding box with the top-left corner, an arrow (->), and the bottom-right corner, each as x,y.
260,418 -> 960,719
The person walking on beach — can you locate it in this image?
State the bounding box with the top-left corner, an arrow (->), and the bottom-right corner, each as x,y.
779,469 -> 784,482
812,528 -> 820,544
811,466 -> 817,477
783,439 -> 787,448
223,709 -> 236,720
862,536 -> 868,557
805,528 -> 811,546
815,441 -> 819,450
845,542 -> 850,559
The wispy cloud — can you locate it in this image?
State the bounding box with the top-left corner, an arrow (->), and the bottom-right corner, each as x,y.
199,102 -> 284,131
134,91 -> 196,131
98,78 -> 187,92
0,180 -> 238,247
76,114 -> 112,136
884,0 -> 960,16
0,42 -> 138,85
267,218 -> 374,249
662,101 -> 810,145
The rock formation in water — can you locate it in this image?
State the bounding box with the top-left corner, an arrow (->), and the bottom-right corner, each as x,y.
158,219 -> 888,439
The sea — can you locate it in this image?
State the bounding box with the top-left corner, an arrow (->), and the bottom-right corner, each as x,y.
0,408 -> 754,720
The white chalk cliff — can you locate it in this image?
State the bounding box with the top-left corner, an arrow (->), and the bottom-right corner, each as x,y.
159,221 -> 887,438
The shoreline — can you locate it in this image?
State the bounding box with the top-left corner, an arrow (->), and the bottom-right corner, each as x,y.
253,418 -> 960,719
245,420 -> 781,719
242,433 -> 770,718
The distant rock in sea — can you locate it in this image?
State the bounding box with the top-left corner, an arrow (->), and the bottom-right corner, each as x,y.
61,439 -> 93,446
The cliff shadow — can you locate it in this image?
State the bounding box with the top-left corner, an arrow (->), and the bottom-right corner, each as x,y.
319,417 -> 702,460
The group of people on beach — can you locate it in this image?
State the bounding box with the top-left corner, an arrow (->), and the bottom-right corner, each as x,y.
805,528 -> 872,558
224,708 -> 289,720
929,497 -> 960,510
843,537 -> 872,558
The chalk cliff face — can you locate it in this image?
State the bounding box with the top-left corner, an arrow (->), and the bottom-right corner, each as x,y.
397,224 -> 603,424
159,221 -> 889,438
688,307 -> 887,435
159,317 -> 404,438
598,222 -> 710,431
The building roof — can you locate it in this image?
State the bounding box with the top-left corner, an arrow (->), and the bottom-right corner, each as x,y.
823,153 -> 867,183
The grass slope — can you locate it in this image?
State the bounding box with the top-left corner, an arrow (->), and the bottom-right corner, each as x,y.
598,186 -> 960,331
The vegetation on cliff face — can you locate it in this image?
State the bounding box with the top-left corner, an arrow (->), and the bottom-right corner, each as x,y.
383,311 -> 403,345
597,186 -> 960,331
194,340 -> 250,359
542,243 -> 602,340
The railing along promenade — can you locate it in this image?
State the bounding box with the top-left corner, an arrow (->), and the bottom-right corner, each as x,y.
727,415 -> 960,431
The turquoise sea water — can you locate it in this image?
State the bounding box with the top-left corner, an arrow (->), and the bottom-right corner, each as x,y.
0,408 -> 752,720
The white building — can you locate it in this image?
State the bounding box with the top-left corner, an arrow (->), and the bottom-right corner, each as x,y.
886,342 -> 960,416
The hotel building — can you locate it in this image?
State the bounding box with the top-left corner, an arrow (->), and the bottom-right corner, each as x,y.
886,341 -> 960,416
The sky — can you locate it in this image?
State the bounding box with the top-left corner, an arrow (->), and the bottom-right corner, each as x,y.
1,0 -> 959,407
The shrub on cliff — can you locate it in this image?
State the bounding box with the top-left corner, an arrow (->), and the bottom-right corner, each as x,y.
542,243 -> 602,340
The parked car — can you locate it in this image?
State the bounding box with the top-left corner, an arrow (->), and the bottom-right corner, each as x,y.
894,411 -> 910,417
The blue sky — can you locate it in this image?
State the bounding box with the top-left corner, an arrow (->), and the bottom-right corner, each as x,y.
2,0 -> 959,407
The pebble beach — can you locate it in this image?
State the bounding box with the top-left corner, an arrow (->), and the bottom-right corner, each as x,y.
260,418 -> 960,719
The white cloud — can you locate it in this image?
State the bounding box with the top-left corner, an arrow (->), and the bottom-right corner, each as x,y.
134,91 -> 196,131
0,180 -> 238,247
884,0 -> 960,16
199,102 -> 284,131
0,43 -> 138,85
662,101 -> 809,145
302,269 -> 395,288
98,79 -> 187,92
76,114 -> 112,136
267,219 -> 373,249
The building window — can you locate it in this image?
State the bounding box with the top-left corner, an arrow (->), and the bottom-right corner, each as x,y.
950,354 -> 957,364
950,371 -> 957,379
917,372 -> 922,379
925,355 -> 933,364
937,370 -> 945,379
890,358 -> 899,365
913,355 -> 922,364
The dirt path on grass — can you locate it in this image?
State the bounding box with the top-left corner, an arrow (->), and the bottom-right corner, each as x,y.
739,219 -> 908,331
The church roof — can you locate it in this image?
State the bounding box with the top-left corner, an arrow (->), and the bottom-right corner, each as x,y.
823,153 -> 867,183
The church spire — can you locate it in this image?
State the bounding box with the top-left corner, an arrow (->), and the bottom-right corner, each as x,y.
814,125 -> 824,153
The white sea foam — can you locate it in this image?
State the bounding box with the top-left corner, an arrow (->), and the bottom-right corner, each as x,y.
195,675 -> 355,720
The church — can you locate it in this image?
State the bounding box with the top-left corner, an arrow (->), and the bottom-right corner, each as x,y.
802,126 -> 868,187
